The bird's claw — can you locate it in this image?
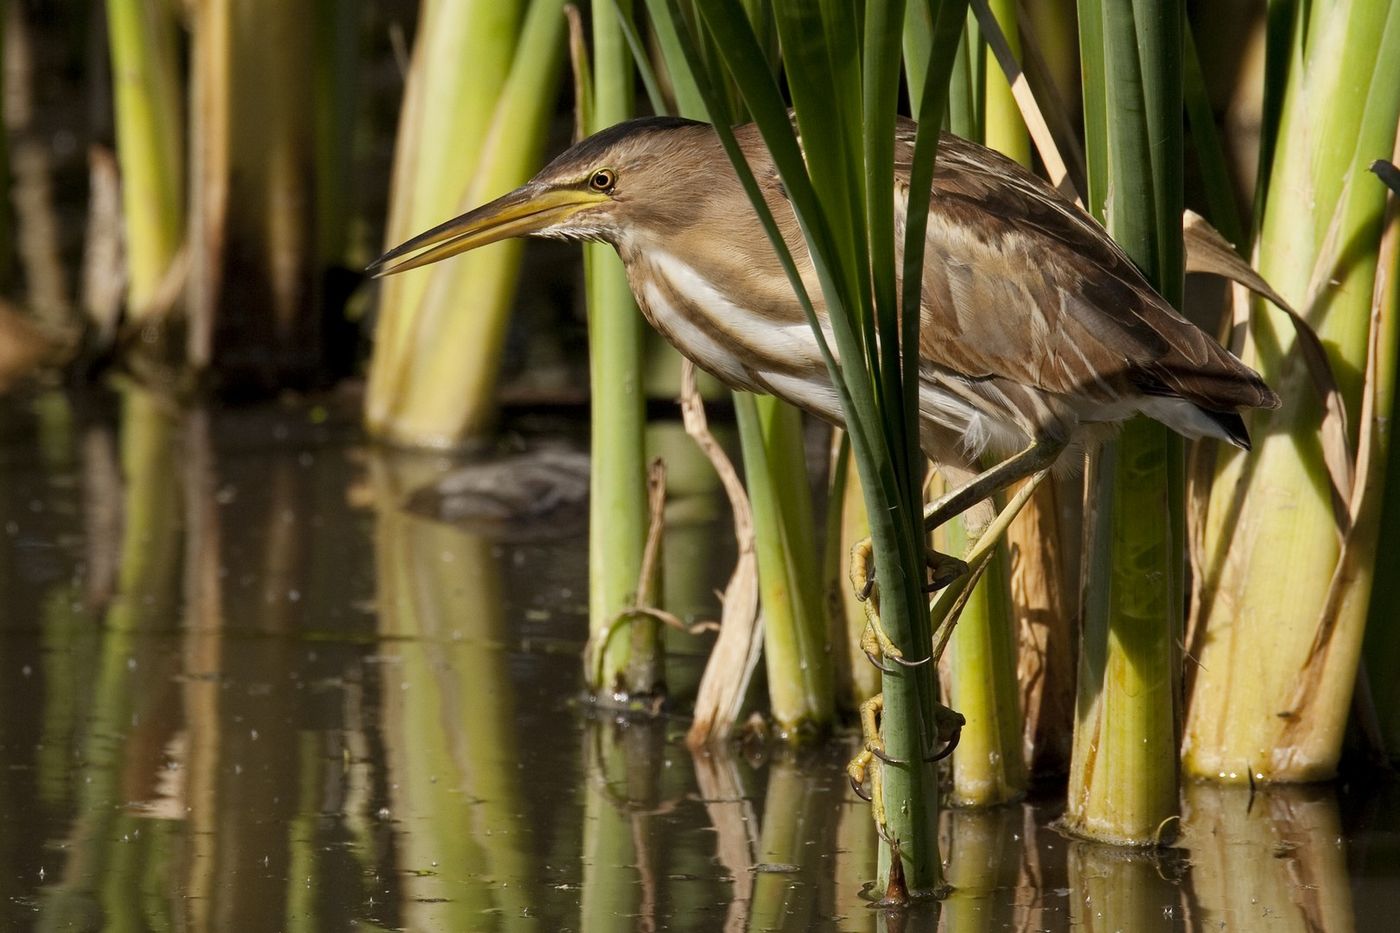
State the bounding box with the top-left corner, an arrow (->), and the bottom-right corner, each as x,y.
923,550 -> 969,593
863,647 -> 897,674
870,745 -> 906,766
926,729 -> 962,762
851,537 -> 877,602
925,704 -> 966,761
849,771 -> 872,802
847,694 -> 889,826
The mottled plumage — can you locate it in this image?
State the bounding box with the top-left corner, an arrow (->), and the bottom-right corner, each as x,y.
372,115 -> 1279,517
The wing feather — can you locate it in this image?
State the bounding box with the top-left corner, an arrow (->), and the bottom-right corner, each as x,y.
894,125 -> 1278,414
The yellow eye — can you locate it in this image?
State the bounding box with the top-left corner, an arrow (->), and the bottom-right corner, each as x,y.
588,169 -> 616,192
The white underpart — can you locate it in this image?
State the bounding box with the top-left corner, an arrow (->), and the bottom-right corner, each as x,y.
640,278 -> 755,389
1139,396 -> 1233,441
639,249 -> 1234,453
651,251 -> 834,358
917,381 -> 1027,460
760,370 -> 843,423
644,251 -> 844,402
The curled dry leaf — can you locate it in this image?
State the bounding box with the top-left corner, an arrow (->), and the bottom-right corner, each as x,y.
1183,210 -> 1355,535
680,361 -> 764,748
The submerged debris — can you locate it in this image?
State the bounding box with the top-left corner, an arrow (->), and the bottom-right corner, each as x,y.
403,445 -> 588,539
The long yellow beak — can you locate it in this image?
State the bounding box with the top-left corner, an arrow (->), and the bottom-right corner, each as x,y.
368,185 -> 604,277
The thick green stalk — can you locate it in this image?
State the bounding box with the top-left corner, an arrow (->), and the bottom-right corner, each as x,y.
941,519 -> 1025,806
106,0 -> 183,318
368,0 -> 565,445
1065,0 -> 1183,845
735,393 -> 832,735
1364,158 -> 1400,757
639,0 -> 830,728
586,0 -> 657,696
1186,0 -> 1400,782
939,2 -> 1028,806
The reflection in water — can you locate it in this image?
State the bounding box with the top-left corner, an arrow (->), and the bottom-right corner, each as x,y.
1182,783 -> 1357,931
0,391 -> 1396,931
371,450 -> 535,930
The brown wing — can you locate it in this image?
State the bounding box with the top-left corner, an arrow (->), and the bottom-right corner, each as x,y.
898,126 -> 1278,415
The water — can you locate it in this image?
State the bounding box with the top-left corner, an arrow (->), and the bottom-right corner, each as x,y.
1,389 -> 1398,932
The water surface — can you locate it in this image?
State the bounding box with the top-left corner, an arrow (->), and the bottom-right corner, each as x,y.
1,389 -> 1397,932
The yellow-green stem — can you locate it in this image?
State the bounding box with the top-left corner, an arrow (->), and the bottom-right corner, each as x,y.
1186,0 -> 1400,782
1065,0 -> 1183,845
366,0 -> 525,436
735,392 -> 831,736
106,0 -> 183,318
941,517 -> 1025,806
586,0 -> 658,696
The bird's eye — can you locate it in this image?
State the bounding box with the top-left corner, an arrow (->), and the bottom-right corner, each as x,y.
588,169 -> 616,192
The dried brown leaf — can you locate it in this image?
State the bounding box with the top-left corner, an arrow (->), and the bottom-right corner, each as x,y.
1183,210 -> 1354,535
564,5 -> 590,144
969,0 -> 1079,202
681,362 -> 764,748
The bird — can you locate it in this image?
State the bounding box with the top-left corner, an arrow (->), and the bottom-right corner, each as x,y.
370,115 -> 1279,558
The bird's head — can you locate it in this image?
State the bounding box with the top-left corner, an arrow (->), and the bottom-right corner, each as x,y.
369,116 -> 714,277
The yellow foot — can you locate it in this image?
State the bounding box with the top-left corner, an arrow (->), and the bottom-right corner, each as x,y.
847,696 -> 967,840
850,538 -> 940,672
846,694 -> 894,833
850,536 -> 970,602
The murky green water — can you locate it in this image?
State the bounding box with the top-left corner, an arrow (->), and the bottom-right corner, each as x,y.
2,389 -> 1398,932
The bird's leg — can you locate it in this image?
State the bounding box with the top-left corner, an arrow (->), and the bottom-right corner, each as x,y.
848,694 -> 966,836
847,694 -> 891,831
921,437 -> 1065,533
850,439 -> 1063,667
850,541 -> 930,670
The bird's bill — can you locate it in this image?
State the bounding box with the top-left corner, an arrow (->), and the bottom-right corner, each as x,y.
368,185 -> 604,277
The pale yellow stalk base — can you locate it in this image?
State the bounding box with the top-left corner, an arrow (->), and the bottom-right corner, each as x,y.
368,0 -> 566,446
1184,1 -> 1399,783
1065,428 -> 1180,846
941,513 -> 1027,807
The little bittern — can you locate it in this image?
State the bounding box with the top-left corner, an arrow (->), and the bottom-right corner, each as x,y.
371,116 -> 1279,551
